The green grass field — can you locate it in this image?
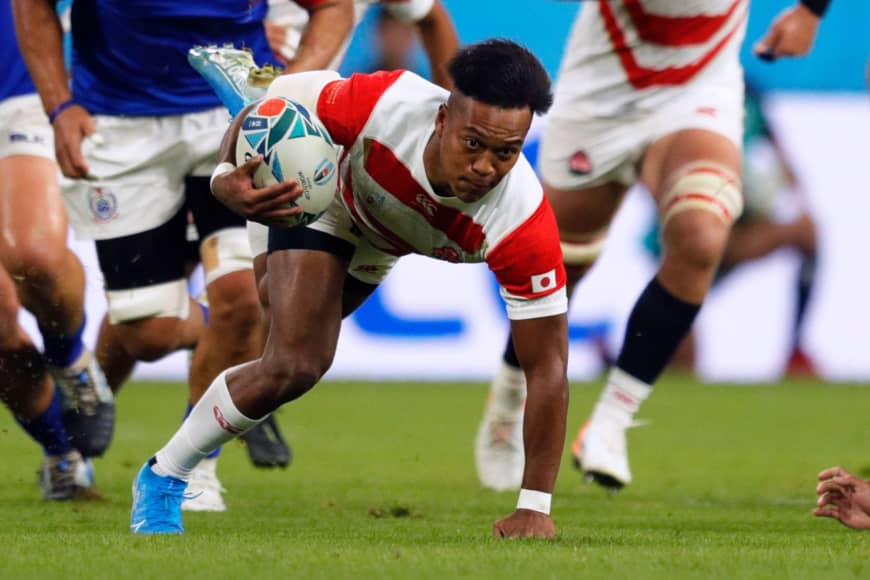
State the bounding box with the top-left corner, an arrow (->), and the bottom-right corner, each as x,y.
1,376 -> 868,579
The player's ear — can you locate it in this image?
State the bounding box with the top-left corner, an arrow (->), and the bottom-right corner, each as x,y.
434,104 -> 448,137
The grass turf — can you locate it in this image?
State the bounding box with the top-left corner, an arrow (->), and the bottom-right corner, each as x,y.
1,376 -> 868,579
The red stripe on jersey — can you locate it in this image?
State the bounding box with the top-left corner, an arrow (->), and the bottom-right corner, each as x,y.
486,197 -> 566,299
599,1 -> 745,89
364,140 -> 486,254
664,192 -> 732,221
624,0 -> 742,46
316,71 -> 405,148
341,166 -> 412,256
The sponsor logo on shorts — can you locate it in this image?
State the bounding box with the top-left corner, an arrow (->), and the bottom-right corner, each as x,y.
87,187 -> 118,223
313,158 -> 336,186
213,405 -> 242,434
568,150 -> 592,176
433,246 -> 461,263
696,106 -> 717,117
9,132 -> 45,144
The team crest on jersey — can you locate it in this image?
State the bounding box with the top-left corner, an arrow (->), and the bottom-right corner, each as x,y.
88,187 -> 118,223
568,150 -> 592,175
433,246 -> 461,263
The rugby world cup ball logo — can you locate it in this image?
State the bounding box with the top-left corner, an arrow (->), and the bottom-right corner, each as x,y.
313,158 -> 336,187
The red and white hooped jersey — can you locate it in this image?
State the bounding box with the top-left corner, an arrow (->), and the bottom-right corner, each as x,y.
551,0 -> 748,119
315,70 -> 567,319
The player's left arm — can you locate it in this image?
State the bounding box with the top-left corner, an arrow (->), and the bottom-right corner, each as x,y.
493,313 -> 568,540
282,0 -> 355,74
754,0 -> 831,61
209,101 -> 304,225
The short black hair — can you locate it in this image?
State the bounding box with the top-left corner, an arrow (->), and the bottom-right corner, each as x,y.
448,39 -> 553,115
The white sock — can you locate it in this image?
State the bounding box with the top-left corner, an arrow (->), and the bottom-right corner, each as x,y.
487,361 -> 527,419
590,367 -> 651,428
153,367 -> 261,480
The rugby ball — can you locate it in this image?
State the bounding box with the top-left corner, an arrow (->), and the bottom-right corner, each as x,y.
235,97 -> 339,227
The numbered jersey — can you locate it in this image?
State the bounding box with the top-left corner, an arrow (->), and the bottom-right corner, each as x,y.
292,70 -> 567,319
552,0 -> 748,119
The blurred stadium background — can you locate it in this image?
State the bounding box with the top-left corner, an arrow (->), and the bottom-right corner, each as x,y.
22,0 -> 870,384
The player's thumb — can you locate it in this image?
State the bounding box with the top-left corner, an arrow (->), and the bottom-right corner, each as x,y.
242,154 -> 264,175
754,26 -> 782,58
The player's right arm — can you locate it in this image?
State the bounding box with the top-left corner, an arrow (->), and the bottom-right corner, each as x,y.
12,0 -> 94,178
210,102 -> 304,226
492,313 -> 568,539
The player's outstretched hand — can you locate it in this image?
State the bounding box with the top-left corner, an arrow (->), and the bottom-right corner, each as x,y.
211,155 -> 304,226
493,509 -> 556,539
754,4 -> 820,61
52,103 -> 95,179
814,466 -> 870,530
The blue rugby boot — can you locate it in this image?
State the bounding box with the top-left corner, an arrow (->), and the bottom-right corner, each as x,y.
130,459 -> 188,535
39,450 -> 99,501
52,350 -> 115,458
188,45 -> 282,117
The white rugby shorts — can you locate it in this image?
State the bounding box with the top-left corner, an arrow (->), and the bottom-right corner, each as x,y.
250,195 -> 398,286
0,93 -> 54,161
63,107 -> 230,240
539,82 -> 744,191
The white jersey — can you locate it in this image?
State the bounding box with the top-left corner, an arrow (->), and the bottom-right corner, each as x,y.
278,70 -> 567,319
552,0 -> 748,119
267,0 -> 434,70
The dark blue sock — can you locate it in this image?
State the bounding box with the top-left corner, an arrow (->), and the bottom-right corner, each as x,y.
183,402 -> 221,459
793,253 -> 816,350
40,317 -> 85,368
15,389 -> 72,456
501,335 -> 521,369
615,278 -> 701,385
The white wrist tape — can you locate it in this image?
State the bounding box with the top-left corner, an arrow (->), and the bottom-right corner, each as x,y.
516,488 -> 552,515
210,161 -> 236,193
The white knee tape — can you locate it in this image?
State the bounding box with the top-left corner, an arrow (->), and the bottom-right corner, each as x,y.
201,227 -> 253,286
106,279 -> 190,324
659,162 -> 743,228
560,236 -> 606,266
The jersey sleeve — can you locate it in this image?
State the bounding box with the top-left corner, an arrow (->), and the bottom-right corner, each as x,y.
316,70 -> 405,148
381,0 -> 435,22
485,197 -> 568,320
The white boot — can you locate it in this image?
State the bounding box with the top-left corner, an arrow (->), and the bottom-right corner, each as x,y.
181,457 -> 226,512
475,362 -> 526,491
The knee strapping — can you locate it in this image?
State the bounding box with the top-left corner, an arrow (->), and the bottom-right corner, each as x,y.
659,161 -> 743,228
201,227 -> 253,286
560,233 -> 607,266
106,279 -> 190,324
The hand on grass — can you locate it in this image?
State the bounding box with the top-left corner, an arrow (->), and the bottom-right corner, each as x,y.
493,509 -> 556,539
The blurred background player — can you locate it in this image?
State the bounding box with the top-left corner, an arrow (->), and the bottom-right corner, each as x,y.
265,0 -> 456,89
131,40 -> 568,538
2,0 -> 113,499
476,0 -> 830,492
642,82 -> 819,376
13,0 -> 353,511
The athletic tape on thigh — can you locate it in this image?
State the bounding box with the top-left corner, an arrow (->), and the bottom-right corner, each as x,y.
106,279 -> 190,324
201,227 -> 253,285
560,234 -> 607,265
659,161 -> 743,228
